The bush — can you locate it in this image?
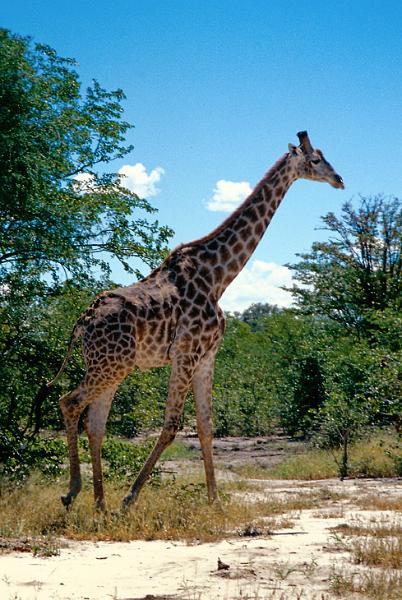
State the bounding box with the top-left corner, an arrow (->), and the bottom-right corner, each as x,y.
0,433 -> 67,480
79,436 -> 161,483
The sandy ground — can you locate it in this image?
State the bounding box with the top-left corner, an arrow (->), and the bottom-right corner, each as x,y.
1,477 -> 401,600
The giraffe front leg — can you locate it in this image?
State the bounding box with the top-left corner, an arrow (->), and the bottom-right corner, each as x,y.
192,350 -> 219,504
122,355 -> 196,509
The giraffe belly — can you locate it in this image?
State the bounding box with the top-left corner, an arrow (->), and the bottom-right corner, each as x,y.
134,348 -> 171,370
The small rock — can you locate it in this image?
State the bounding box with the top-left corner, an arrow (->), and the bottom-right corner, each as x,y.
217,557 -> 230,570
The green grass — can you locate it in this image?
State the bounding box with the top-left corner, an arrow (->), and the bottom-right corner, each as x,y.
234,449 -> 337,480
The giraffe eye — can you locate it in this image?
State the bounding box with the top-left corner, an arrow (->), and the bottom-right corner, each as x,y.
310,158 -> 321,165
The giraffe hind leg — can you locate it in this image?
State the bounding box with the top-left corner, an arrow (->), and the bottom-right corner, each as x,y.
60,363 -> 131,509
59,385 -> 91,508
84,386 -> 117,511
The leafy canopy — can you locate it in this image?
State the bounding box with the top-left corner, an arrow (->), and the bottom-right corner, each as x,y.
0,28 -> 173,284
288,196 -> 401,333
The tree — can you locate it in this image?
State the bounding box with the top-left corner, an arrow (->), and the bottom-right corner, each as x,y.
286,196 -> 401,436
259,310 -> 327,437
312,392 -> 369,480
240,302 -> 280,332
309,333 -> 401,479
288,196 -> 401,335
0,29 -> 173,284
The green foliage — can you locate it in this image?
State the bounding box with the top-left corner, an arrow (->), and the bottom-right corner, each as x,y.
76,436 -> 160,482
81,437 -> 160,482
160,440 -> 196,461
0,29 -> 173,283
0,433 -> 67,480
238,302 -> 280,331
281,196 -> 401,449
312,394 -> 370,479
213,317 -> 276,436
108,366 -> 171,437
275,318 -> 401,441
214,281 -> 400,442
260,312 -> 326,436
289,196 -> 401,333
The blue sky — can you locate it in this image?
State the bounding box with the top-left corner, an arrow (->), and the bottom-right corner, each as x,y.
3,1 -> 402,311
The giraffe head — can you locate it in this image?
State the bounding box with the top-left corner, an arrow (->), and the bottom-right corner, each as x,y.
288,131 -> 344,189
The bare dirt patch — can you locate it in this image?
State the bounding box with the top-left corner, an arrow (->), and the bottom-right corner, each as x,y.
167,433 -> 306,471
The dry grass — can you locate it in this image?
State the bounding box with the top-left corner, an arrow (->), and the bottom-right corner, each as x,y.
329,567 -> 402,599
312,508 -> 345,519
207,590 -> 330,600
331,518 -> 402,538
0,535 -> 62,556
330,518 -> 402,569
326,511 -> 402,599
350,535 -> 402,569
355,493 -> 402,512
2,469 -> 402,599
233,433 -> 401,481
348,435 -> 401,478
0,474 -> 316,547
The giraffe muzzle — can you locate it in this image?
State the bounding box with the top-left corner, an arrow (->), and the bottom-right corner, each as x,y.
332,174 -> 345,189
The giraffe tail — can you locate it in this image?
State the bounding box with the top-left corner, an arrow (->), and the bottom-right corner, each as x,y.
46,322 -> 83,387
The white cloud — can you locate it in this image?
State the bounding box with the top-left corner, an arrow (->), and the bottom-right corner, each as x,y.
206,179 -> 252,212
72,172 -> 96,192
72,164 -> 165,198
118,163 -> 165,198
220,260 -> 294,313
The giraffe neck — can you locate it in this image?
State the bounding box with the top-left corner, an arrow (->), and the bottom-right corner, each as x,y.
190,152 -> 298,300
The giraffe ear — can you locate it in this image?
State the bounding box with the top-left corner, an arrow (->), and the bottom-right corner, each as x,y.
288,143 -> 302,156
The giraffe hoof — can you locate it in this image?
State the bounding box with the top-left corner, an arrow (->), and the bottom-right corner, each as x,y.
94,499 -> 107,512
209,496 -> 223,511
121,493 -> 137,511
61,494 -> 72,509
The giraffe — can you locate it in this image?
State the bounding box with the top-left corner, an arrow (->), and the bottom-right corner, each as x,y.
50,131 -> 344,510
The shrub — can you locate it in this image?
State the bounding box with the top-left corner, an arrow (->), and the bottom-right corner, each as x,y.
0,432 -> 67,480
79,436 -> 161,483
